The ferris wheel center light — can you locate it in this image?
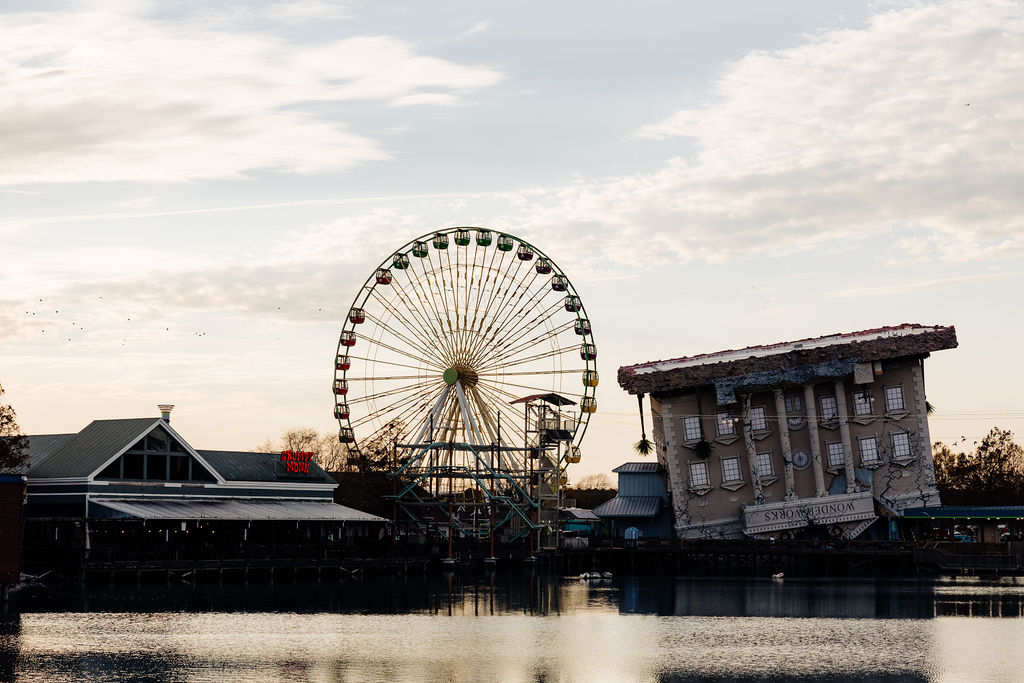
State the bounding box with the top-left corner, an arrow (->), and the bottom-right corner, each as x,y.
443,368 -> 459,385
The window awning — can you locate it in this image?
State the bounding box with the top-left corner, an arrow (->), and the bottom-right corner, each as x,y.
91,499 -> 386,522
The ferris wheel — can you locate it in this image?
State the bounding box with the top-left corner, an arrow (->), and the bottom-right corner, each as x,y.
333,227 -> 597,468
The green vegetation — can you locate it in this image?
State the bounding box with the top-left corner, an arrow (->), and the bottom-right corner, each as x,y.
933,428 -> 1024,505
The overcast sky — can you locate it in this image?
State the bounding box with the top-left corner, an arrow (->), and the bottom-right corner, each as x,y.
3,0 -> 1022,481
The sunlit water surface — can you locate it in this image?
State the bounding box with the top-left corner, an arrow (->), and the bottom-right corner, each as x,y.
4,575 -> 1024,682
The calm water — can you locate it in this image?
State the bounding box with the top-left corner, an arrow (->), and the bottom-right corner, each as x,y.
5,574 -> 1024,682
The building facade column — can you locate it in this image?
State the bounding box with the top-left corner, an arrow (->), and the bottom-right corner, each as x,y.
803,383 -> 827,497
773,389 -> 797,501
741,394 -> 765,505
834,379 -> 857,494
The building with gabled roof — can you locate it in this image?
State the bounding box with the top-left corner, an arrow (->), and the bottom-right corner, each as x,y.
23,406 -> 385,570
593,462 -> 674,540
617,324 -> 957,541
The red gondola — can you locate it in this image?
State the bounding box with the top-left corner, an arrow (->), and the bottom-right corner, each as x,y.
340,330 -> 356,347
375,268 -> 392,285
335,354 -> 351,371
574,318 -> 591,335
349,307 -> 365,324
334,403 -> 350,420
516,243 -> 534,261
580,343 -> 597,361
338,427 -> 355,443
332,379 -> 349,396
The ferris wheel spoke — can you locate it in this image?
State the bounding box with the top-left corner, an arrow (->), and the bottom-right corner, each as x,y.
467,268 -> 549,363
469,384 -> 532,444
350,385 -> 437,430
467,246 -> 507,345
477,344 -> 578,374
470,249 -> 525,353
474,251 -> 534,349
362,309 -> 444,369
406,250 -> 460,362
481,376 -> 584,400
480,287 -> 565,360
483,312 -> 572,369
355,332 -> 445,370
478,368 -> 587,377
387,268 -> 460,363
345,374 -> 426,381
344,355 -> 432,373
427,245 -> 457,344
367,282 -> 447,360
346,377 -> 437,407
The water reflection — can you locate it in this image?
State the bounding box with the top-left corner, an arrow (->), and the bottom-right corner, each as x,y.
6,574 -> 1024,682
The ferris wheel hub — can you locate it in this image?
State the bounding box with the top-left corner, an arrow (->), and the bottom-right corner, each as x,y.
443,364 -> 479,388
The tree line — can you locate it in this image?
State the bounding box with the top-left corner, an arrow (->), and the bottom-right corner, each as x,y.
932,427 -> 1024,506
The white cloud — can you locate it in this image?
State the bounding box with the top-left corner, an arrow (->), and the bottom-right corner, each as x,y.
112,196 -> 158,209
265,0 -> 349,24
461,20 -> 491,37
518,0 -> 1024,265
0,6 -> 503,185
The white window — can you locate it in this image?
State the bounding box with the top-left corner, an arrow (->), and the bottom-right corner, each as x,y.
859,436 -> 880,464
784,393 -> 803,414
689,461 -> 710,488
749,406 -> 768,431
885,386 -> 905,412
852,390 -> 873,416
819,396 -> 838,421
826,441 -> 845,468
755,451 -> 774,477
721,456 -> 742,483
715,411 -> 735,436
683,416 -> 702,442
891,432 -> 913,459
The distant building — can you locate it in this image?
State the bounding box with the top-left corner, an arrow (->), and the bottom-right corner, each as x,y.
617,324 -> 957,540
593,462 -> 674,540
23,406 -> 385,568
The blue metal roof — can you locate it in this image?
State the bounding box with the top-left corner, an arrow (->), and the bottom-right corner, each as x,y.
198,450 -> 334,484
593,495 -> 662,518
27,419 -> 159,478
903,506 -> 1024,519
612,462 -> 661,474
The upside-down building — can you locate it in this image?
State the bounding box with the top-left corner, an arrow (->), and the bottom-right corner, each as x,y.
617,324 -> 957,540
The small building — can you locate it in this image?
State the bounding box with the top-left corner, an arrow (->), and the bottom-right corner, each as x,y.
617,324 -> 957,540
23,406 -> 386,570
593,462 -> 675,541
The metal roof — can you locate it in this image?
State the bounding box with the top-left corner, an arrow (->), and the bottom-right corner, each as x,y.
593,495 -> 662,518
903,506 -> 1024,520
92,499 -> 386,522
618,324 -> 957,395
612,462 -> 661,474
198,450 -> 335,484
509,393 -> 576,406
27,418 -> 160,478
562,507 -> 600,520
25,433 -> 75,470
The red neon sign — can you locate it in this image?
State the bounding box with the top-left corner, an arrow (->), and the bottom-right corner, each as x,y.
280,450 -> 315,474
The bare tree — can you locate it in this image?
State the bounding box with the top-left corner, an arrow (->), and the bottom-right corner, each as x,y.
254,427 -> 349,472
0,382 -> 29,473
315,432 -> 349,472
574,472 -> 615,490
